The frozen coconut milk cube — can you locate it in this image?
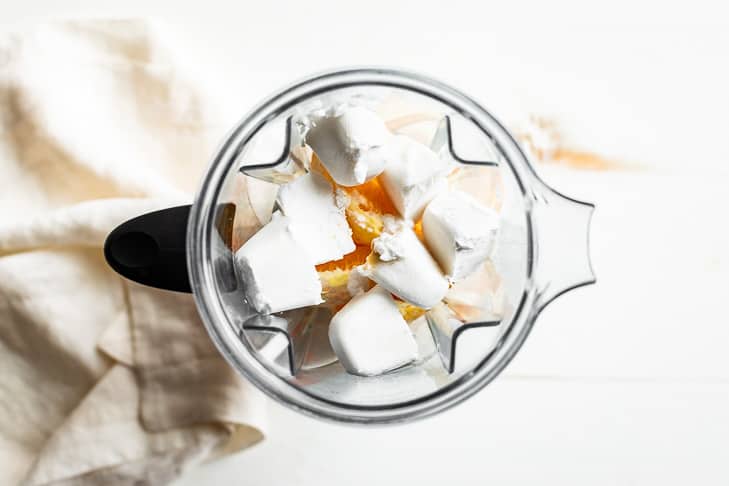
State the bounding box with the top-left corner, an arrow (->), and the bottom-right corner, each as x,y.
422,191 -> 499,281
305,106 -> 391,187
277,172 -> 355,264
367,219 -> 448,309
379,135 -> 451,220
235,211 -> 323,314
329,286 -> 418,376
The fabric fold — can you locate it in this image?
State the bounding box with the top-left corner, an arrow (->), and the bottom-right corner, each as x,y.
0,19 -> 267,486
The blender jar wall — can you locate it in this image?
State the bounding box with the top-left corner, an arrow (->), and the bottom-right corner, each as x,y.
187,68 -> 592,423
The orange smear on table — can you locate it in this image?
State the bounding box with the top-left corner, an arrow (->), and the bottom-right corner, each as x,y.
552,149 -> 630,171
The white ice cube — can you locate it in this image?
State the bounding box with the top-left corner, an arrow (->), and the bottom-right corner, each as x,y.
305,106 -> 391,186
367,220 -> 448,309
379,135 -> 451,220
235,212 -> 323,314
328,286 -> 418,376
422,191 -> 499,281
277,172 -> 355,264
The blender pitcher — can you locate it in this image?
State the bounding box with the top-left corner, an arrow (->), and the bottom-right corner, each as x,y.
104,68 -> 595,424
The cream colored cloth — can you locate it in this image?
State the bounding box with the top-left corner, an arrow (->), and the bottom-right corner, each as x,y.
0,20 -> 267,485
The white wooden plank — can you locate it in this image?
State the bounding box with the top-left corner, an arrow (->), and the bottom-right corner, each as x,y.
174,380 -> 729,486
506,168 -> 729,380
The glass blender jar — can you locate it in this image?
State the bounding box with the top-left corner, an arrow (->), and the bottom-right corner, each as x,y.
104,68 -> 595,424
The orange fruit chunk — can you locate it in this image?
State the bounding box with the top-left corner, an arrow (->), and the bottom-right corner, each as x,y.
316,245 -> 370,272
395,299 -> 427,322
342,177 -> 398,246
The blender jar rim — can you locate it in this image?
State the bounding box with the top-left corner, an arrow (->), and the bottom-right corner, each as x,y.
186,67 -> 594,424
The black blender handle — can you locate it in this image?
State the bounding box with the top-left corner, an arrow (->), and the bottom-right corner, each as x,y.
104,205 -> 193,293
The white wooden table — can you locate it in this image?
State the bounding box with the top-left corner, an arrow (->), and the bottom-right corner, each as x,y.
4,2 -> 727,484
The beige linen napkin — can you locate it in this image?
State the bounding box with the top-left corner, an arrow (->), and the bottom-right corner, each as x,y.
0,20 -> 266,485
